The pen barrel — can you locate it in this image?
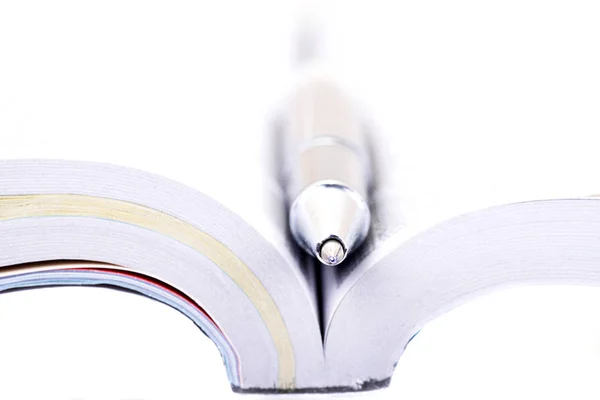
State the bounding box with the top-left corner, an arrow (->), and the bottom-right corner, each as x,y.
280,78 -> 372,262
283,79 -> 371,199
294,141 -> 368,198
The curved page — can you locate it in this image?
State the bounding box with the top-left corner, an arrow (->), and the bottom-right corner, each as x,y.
0,160 -> 324,391
325,198 -> 600,388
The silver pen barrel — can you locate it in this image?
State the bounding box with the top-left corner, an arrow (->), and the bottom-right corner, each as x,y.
281,78 -> 372,266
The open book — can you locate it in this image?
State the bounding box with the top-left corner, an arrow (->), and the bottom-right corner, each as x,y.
3,140 -> 600,393
2,10 -> 600,395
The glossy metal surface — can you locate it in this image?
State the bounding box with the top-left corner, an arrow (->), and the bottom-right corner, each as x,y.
289,181 -> 370,265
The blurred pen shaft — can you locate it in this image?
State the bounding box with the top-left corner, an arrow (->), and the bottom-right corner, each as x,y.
282,78 -> 372,266
286,79 -> 369,199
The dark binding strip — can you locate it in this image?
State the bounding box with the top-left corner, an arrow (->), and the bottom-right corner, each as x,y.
231,377 -> 391,394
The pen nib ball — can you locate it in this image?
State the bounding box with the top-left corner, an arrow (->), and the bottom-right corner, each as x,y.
319,239 -> 346,266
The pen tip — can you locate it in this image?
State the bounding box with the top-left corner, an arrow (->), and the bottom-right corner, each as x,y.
319,239 -> 346,266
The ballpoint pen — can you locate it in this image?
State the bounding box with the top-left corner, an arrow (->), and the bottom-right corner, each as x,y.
281,77 -> 372,266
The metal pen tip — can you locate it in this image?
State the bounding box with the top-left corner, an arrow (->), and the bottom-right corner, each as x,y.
318,239 -> 346,266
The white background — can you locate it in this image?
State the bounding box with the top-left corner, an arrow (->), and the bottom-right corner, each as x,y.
1,1 -> 600,399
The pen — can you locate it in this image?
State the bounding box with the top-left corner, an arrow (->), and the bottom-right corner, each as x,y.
281,78 -> 372,266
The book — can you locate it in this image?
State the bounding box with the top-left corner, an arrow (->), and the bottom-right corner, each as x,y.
2,8 -> 600,395
2,148 -> 600,394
